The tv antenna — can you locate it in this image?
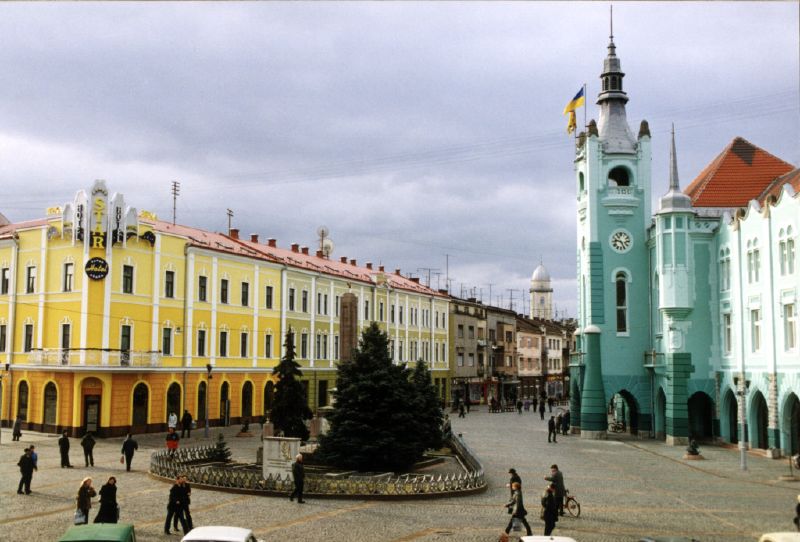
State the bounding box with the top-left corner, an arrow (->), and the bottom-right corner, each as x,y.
171,181 -> 180,225
317,225 -> 334,258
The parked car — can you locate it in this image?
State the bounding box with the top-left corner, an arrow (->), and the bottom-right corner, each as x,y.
758,534 -> 800,542
521,536 -> 578,542
58,523 -> 136,542
181,526 -> 264,542
638,538 -> 700,542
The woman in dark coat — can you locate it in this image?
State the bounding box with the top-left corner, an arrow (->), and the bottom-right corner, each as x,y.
503,482 -> 532,537
12,416 -> 22,441
94,476 -> 118,523
76,477 -> 96,525
541,483 -> 559,536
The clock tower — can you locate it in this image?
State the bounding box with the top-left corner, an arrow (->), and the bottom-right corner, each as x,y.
572,28 -> 653,438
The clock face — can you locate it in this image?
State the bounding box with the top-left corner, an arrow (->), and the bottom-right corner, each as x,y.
610,230 -> 632,253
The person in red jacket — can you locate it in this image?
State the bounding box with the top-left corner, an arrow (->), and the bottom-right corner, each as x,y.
166,427 -> 180,458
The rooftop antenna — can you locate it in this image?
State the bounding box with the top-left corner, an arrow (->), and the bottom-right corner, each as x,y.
506,289 -> 516,311
171,181 -> 180,225
226,208 -> 233,234
317,226 -> 334,258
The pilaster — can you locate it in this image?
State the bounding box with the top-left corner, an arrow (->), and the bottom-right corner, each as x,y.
768,372 -> 780,451
665,352 -> 691,445
580,326 -> 606,439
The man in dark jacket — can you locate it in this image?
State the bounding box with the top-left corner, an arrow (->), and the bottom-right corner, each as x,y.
547,396 -> 554,412
289,454 -> 305,503
164,476 -> 188,535
538,401 -> 546,420
17,448 -> 35,494
547,416 -> 558,443
81,432 -> 96,467
173,475 -> 194,532
121,433 -> 138,472
503,482 -> 532,536
180,410 -> 193,438
507,468 -> 522,498
544,464 -> 566,515
541,483 -> 559,535
58,430 -> 73,468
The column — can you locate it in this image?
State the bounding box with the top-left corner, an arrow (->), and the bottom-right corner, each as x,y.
665,352 -> 691,446
579,325 -> 606,438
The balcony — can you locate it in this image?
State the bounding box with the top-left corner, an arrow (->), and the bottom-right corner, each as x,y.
26,349 -> 161,368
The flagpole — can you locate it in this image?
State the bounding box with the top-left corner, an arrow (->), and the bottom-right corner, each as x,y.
583,83 -> 587,131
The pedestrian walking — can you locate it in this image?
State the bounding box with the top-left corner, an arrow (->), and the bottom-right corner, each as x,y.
94,476 -> 119,524
531,397 -> 538,414
289,454 -> 305,503
81,432 -> 96,467
75,477 -> 96,525
794,494 -> 800,531
555,413 -> 563,435
544,464 -> 566,515
166,427 -> 180,458
180,410 -> 193,438
516,399 -> 523,415
541,483 -> 559,536
121,433 -> 138,471
503,482 -> 532,537
164,476 -> 188,535
12,415 -> 22,441
547,396 -> 554,413
507,468 -> 522,498
29,444 -> 38,469
17,447 -> 35,495
173,475 -> 194,532
548,416 -> 558,443
562,410 -> 570,435
59,430 -> 74,468
538,401 -> 545,420
168,411 -> 178,431
458,400 -> 466,419
465,398 -> 471,413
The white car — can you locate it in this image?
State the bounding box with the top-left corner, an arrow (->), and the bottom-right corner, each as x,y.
521,536 -> 578,542
758,534 -> 800,542
180,526 -> 264,542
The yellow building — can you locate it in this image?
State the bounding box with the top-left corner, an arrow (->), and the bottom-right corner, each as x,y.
0,181 -> 449,436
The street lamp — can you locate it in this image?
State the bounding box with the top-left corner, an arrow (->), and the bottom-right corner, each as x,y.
0,363 -> 8,444
734,375 -> 750,471
205,363 -> 213,439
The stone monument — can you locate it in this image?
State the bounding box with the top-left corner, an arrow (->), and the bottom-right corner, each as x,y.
262,436 -> 301,479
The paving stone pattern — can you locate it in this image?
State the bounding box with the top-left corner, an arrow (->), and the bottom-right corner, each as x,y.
1,407 -> 796,541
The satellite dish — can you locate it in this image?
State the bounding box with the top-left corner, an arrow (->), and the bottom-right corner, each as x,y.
317,225 -> 329,238
322,238 -> 335,258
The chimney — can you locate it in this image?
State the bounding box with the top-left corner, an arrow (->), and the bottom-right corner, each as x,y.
291,243 -> 299,252
366,262 -> 373,270
316,250 -> 324,258
350,259 -> 357,266
439,289 -> 448,295
301,246 -> 309,255
250,234 -> 259,243
229,228 -> 239,240
267,238 -> 277,248
340,257 -> 347,263
379,265 -> 385,272
394,268 -> 401,275
410,277 -> 420,283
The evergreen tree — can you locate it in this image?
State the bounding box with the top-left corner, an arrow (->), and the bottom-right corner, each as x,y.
271,329 -> 312,440
409,359 -> 444,450
211,432 -> 232,462
316,323 -> 425,472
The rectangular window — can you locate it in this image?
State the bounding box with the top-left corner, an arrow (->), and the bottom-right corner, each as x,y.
23,324 -> 33,352
468,353 -> 475,366
219,331 -> 228,357
220,279 -> 229,304
468,326 -> 475,339
265,334 -> 273,358
399,306 -> 404,324
120,324 -> 131,353
317,292 -> 322,314
723,313 -> 732,354
750,309 -> 761,353
322,334 -> 328,358
398,340 -> 403,361
301,333 -> 308,358
241,282 -> 249,306
240,332 -> 248,357
316,334 -> 321,357
335,295 -> 340,317
458,325 -> 464,338
288,288 -> 296,311
0,267 -> 8,294
457,353 -> 464,367
122,265 -> 134,294
318,380 -> 328,408
198,276 -> 208,302
162,327 -> 172,356
789,239 -> 796,274
334,335 -> 340,359
442,344 -> 446,362
324,294 -> 329,315
780,241 -> 788,276
505,331 -> 513,343
0,324 -> 5,352
197,329 -> 206,357
364,300 -> 370,320
435,311 -> 439,328
379,302 -> 384,321
302,290 -> 308,313
63,263 -> 74,292
391,305 -> 396,324
165,270 -> 175,298
785,303 -> 797,351
26,266 -> 36,294
265,285 -> 273,309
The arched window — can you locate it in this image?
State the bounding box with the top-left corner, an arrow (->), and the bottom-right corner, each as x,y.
166,382 -> 181,422
578,172 -> 585,193
608,166 -> 630,187
611,76 -> 618,90
603,77 -> 608,91
616,272 -> 628,333
220,382 -> 230,420
241,381 -> 253,419
264,381 -> 275,414
17,381 -> 29,421
132,383 -> 149,427
197,381 -> 207,426
43,382 -> 57,426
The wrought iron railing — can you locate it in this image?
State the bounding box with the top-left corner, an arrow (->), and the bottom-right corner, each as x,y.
149,435 -> 486,499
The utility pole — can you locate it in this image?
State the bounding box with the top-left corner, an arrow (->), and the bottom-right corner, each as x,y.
171,181 -> 180,225
487,283 -> 494,307
226,208 -> 234,234
445,254 -> 450,293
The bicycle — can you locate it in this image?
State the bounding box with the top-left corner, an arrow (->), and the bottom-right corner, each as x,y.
564,489 -> 581,517
608,420 -> 625,433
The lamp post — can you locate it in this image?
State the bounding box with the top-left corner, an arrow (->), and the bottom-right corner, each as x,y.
0,363 -> 8,444
735,374 -> 750,471
205,363 -> 213,439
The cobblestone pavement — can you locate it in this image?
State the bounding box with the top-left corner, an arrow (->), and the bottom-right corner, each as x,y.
2,407 -> 797,542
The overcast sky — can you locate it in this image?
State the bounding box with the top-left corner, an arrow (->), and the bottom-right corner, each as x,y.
1,2 -> 798,318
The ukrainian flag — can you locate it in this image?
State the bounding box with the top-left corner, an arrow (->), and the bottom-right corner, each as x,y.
563,87 -> 585,135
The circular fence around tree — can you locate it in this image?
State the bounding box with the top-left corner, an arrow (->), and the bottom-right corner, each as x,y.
149,435 -> 486,499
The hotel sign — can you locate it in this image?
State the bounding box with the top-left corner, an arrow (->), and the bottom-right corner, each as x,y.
85,257 -> 109,280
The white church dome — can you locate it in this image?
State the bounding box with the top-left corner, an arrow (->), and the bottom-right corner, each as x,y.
531,264 -> 550,283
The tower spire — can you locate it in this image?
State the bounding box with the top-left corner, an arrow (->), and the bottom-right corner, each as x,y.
596,5 -> 635,153
659,123 -> 692,212
669,123 -> 680,191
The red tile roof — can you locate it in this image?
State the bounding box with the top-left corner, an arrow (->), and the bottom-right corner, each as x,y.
684,137 -> 795,207
758,167 -> 800,204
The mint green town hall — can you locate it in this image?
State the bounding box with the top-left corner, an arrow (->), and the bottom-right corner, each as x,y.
569,32 -> 800,456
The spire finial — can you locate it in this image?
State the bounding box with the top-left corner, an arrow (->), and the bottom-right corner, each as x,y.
610,4 -> 614,42
669,123 -> 680,191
